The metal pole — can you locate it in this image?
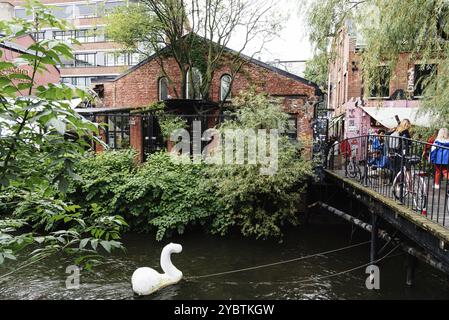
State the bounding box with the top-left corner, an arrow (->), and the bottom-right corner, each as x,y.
399,139 -> 405,204
406,254 -> 416,286
370,213 -> 378,263
364,136 -> 369,186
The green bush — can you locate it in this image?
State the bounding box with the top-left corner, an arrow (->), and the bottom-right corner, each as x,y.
68,149 -> 137,216
113,152 -> 220,240
68,150 -> 219,240
62,90 -> 313,241
205,90 -> 313,239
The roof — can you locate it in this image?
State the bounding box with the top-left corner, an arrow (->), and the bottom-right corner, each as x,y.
75,99 -> 219,115
0,34 -> 61,73
361,106 -> 432,128
75,106 -> 133,114
110,33 -> 323,96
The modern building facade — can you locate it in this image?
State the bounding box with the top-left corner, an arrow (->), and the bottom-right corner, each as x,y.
328,21 -> 434,141
4,0 -> 140,88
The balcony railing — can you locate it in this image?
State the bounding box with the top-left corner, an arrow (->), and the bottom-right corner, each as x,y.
327,134 -> 449,228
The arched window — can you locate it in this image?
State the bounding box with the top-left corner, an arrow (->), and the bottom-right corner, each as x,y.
186,67 -> 202,100
158,77 -> 169,101
220,74 -> 232,101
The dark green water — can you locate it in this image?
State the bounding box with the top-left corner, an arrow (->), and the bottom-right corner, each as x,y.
1,223 -> 449,300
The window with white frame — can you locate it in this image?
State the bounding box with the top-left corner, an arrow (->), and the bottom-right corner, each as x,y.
61,77 -> 92,87
50,5 -> 73,19
220,74 -> 232,101
14,8 -> 32,20
186,67 -> 202,100
75,29 -> 96,43
53,30 -> 74,42
74,3 -> 96,18
159,77 -> 169,101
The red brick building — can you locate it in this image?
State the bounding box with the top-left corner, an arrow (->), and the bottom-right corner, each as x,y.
328,21 -> 434,141
79,41 -> 322,161
0,34 -> 60,92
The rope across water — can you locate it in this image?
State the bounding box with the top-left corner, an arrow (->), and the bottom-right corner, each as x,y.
185,240 -> 373,280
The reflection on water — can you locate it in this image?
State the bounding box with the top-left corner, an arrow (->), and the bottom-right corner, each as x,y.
1,223 -> 449,300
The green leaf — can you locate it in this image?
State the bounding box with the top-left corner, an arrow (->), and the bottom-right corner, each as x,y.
3,253 -> 16,260
0,61 -> 15,70
100,241 -> 111,253
34,237 -> 45,244
90,239 -> 98,251
79,238 -> 89,249
58,177 -> 69,193
17,82 -> 33,90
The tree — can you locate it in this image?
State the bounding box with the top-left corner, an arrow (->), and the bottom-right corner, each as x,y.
105,0 -> 283,104
304,0 -> 449,124
205,89 -> 313,239
0,0 -> 126,273
303,50 -> 329,94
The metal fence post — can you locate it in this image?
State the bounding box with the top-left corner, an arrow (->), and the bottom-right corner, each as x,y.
399,137 -> 405,204
364,135 -> 369,186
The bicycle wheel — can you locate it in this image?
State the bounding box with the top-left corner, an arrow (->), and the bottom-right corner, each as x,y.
392,172 -> 409,200
347,161 -> 358,178
412,175 -> 427,211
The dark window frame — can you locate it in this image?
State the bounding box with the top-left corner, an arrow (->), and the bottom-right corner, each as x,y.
414,63 -> 437,97
369,66 -> 391,98
33,31 -> 45,41
74,53 -> 97,68
105,114 -> 131,150
75,29 -> 96,43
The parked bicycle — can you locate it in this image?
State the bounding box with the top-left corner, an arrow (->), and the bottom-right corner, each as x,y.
345,155 -> 362,179
391,154 -> 427,211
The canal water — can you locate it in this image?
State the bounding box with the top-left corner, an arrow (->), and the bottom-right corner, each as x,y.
1,221 -> 449,300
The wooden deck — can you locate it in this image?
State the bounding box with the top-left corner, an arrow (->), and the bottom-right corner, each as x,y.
325,169 -> 449,244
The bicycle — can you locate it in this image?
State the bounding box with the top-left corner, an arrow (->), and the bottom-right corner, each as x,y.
391,154 -> 427,211
345,155 -> 362,179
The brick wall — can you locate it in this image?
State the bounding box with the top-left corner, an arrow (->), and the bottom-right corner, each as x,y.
1,34 -> 60,92
103,55 -> 318,108
99,52 -> 320,160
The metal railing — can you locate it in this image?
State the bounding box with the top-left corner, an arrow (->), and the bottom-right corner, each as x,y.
327,134 -> 449,228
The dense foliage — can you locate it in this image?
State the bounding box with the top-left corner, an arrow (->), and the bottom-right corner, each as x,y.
0,1 -> 312,277
205,90 -> 313,239
66,150 -> 219,241
61,91 -> 313,241
0,1 -> 126,273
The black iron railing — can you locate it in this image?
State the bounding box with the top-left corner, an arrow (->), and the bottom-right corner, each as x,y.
327,134 -> 449,228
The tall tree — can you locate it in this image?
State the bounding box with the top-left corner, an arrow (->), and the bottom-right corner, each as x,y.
105,0 -> 282,104
303,50 -> 329,94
